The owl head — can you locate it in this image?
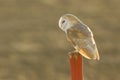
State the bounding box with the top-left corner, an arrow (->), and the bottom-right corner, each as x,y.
59,14 -> 80,33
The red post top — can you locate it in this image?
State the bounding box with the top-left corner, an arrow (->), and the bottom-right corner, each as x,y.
69,52 -> 83,80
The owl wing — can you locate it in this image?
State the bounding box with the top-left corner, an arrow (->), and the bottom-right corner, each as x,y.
66,24 -> 99,60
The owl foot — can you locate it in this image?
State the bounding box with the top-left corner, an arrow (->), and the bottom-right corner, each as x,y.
68,50 -> 80,59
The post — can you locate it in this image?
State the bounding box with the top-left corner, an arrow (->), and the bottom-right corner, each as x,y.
69,52 -> 83,80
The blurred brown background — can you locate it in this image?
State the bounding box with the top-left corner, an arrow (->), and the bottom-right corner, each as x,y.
0,0 -> 120,80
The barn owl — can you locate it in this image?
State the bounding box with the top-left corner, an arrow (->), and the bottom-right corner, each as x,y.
59,14 -> 99,60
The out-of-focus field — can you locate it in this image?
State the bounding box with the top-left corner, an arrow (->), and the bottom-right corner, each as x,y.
0,0 -> 120,80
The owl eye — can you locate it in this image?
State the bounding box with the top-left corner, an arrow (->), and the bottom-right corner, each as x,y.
61,20 -> 65,24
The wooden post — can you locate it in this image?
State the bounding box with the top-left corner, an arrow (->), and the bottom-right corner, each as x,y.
69,52 -> 83,80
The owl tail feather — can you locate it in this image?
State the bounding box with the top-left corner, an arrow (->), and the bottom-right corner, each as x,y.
79,49 -> 99,60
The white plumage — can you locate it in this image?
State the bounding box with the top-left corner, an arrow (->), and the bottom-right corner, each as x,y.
59,14 -> 100,60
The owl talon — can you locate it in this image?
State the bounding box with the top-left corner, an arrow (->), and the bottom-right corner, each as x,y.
68,51 -> 79,59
